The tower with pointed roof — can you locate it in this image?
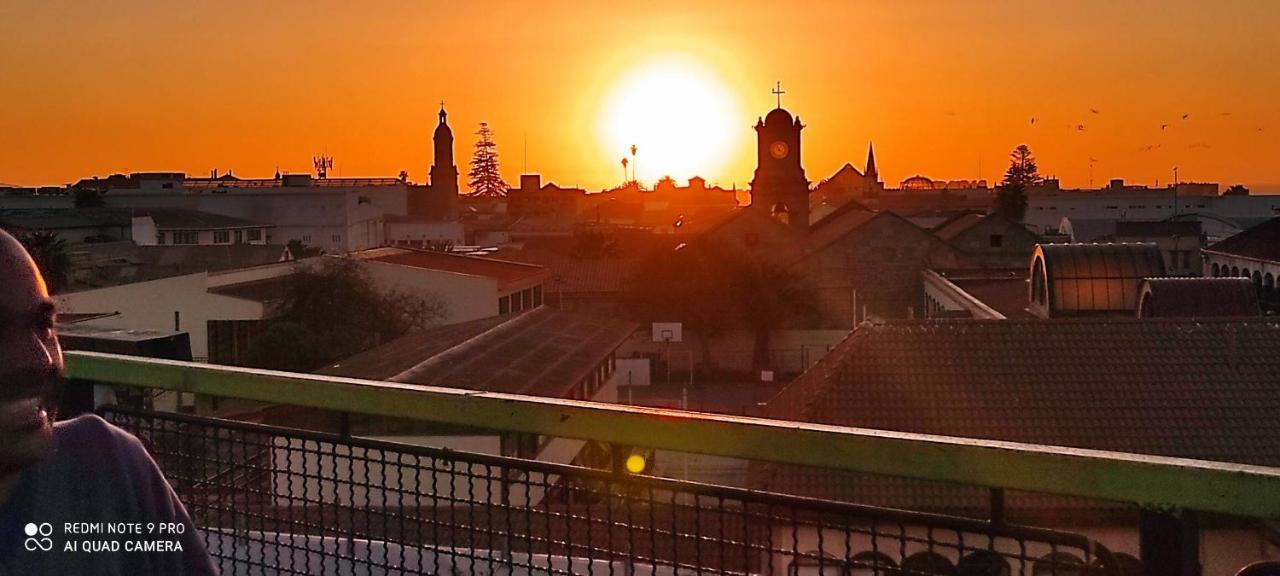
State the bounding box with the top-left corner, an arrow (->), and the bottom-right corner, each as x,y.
749,85 -> 810,234
430,104 -> 459,198
865,142 -> 878,182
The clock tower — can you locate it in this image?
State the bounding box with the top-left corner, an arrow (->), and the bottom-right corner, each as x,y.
749,84 -> 809,234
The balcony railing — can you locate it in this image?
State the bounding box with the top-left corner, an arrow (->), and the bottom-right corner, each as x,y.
65,351 -> 1280,576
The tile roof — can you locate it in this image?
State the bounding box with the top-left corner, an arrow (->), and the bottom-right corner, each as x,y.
319,307 -> 637,398
485,246 -> 633,294
356,247 -> 547,289
1206,216 -> 1280,263
1137,278 -> 1261,318
755,318 -> 1280,513
931,212 -> 986,240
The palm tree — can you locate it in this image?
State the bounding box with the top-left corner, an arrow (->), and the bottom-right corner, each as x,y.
20,231 -> 71,294
731,261 -> 819,374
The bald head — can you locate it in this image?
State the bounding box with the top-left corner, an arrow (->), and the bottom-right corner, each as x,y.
0,230 -> 47,297
0,228 -> 63,478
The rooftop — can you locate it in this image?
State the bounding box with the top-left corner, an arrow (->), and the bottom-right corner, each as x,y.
757,317 -> 1280,513
1206,216 -> 1280,263
0,208 -> 270,232
354,247 -> 548,289
319,307 -> 637,398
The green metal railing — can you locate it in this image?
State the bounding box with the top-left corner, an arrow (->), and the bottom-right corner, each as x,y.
66,350 -> 1280,520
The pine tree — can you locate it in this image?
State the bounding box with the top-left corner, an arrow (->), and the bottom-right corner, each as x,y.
467,122 -> 508,197
993,144 -> 1041,222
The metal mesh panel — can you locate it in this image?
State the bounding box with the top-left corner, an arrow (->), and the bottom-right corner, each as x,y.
101,407 -> 1120,576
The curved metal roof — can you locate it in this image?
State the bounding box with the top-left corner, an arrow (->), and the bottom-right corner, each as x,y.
1031,243 -> 1165,314
1138,278 -> 1260,318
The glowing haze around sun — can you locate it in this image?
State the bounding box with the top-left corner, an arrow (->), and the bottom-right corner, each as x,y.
597,56 -> 743,186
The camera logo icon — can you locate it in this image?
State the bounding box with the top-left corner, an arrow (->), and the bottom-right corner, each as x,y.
23,522 -> 53,552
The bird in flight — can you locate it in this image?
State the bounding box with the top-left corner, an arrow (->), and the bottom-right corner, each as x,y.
1181,113 -> 1190,120
1076,124 -> 1086,131
1161,124 -> 1169,130
1030,117 -> 1037,125
1090,108 -> 1101,115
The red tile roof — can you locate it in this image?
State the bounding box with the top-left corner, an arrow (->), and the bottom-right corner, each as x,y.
1206,216 -> 1280,263
754,318 -> 1280,514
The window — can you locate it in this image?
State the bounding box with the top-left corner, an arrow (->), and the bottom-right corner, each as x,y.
156,233 -> 166,245
521,288 -> 532,310
331,234 -> 341,243
247,229 -> 262,242
173,231 -> 199,245
302,235 -> 311,242
213,230 -> 230,244
988,234 -> 1004,248
533,285 -> 543,307
234,230 -> 243,244
499,296 -> 511,315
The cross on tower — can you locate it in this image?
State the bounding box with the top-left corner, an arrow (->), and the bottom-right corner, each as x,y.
772,82 -> 785,109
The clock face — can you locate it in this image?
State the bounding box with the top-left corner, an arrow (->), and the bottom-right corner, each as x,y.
770,141 -> 789,159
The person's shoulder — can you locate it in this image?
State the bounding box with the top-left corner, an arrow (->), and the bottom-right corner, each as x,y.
52,413 -> 150,463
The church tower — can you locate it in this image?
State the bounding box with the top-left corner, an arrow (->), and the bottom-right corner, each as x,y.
430,104 -> 459,198
749,86 -> 810,233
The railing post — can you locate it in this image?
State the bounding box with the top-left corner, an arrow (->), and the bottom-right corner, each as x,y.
1140,509 -> 1200,576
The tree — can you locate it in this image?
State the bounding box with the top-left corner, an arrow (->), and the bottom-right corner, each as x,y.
994,144 -> 1041,222
467,122 -> 508,197
626,242 -> 738,372
241,259 -> 446,371
731,261 -> 819,373
286,239 -> 323,259
1003,144 -> 1043,187
626,241 -> 818,374
19,231 -> 71,294
1225,184 -> 1250,196
74,187 -> 104,208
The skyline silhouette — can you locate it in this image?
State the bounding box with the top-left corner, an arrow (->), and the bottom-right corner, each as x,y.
2,1 -> 1278,191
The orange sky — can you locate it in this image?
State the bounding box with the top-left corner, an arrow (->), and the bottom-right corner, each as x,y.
2,0 -> 1278,191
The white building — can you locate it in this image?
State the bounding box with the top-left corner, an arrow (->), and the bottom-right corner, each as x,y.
1024,180 -> 1280,235
56,248 -> 549,363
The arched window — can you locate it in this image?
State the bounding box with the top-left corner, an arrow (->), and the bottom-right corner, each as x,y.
1033,552 -> 1084,576
1031,256 -> 1047,306
790,551 -> 845,576
1253,270 -> 1263,288
902,551 -> 955,575
1211,263 -> 1221,277
1232,266 -> 1240,277
772,202 -> 791,225
957,550 -> 1010,576
848,551 -> 898,576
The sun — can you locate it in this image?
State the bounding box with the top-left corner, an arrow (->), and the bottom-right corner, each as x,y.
597,56 -> 742,185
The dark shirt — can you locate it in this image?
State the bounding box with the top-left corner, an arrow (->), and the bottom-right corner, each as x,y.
0,415 -> 218,575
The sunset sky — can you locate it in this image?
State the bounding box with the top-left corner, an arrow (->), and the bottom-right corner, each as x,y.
2,0 -> 1278,192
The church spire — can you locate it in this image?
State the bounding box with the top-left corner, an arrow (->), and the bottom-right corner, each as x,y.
865,142 -> 878,179
438,101 -> 448,124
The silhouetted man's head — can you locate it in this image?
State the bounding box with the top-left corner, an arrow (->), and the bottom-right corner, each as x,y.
0,229 -> 63,478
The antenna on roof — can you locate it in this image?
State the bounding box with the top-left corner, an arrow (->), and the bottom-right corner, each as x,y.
313,155 -> 334,179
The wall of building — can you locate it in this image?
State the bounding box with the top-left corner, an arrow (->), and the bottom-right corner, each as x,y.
797,216 -> 968,326
359,260 -> 500,326
1025,190 -> 1280,234
55,273 -> 265,361
945,218 -> 1041,269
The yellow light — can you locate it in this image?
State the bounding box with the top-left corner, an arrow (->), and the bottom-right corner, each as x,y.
625,453 -> 648,474
596,55 -> 743,184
